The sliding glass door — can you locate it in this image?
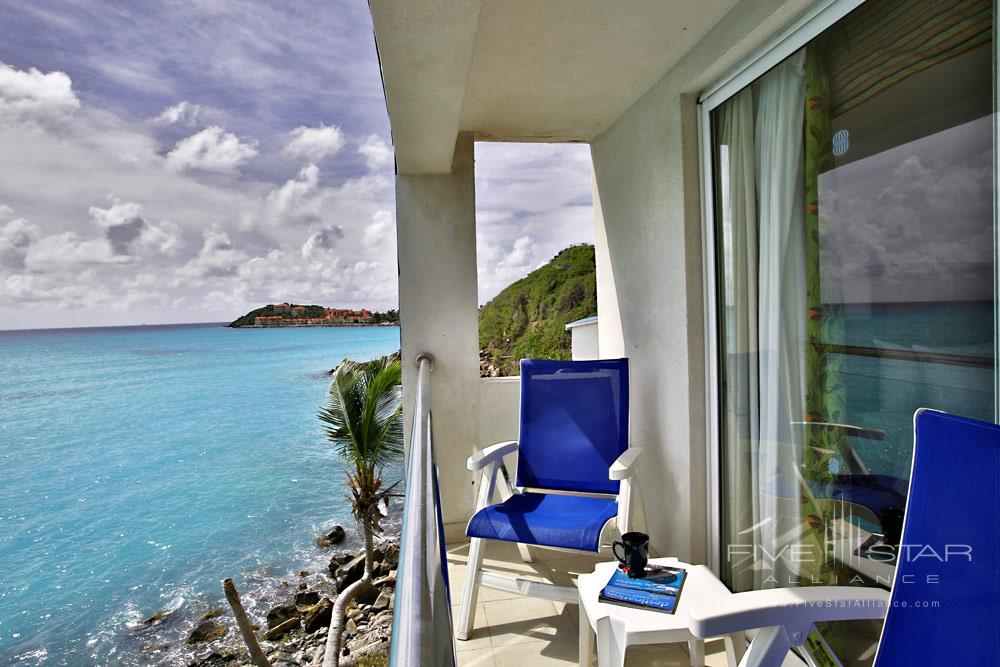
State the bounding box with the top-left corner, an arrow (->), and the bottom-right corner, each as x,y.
710,0 -> 995,661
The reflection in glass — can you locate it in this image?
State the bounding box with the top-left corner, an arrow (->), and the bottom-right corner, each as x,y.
712,0 -> 994,663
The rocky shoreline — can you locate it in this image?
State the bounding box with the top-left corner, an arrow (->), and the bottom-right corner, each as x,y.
137,526 -> 398,667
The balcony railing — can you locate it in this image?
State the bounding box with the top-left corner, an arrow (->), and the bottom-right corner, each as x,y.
389,353 -> 456,666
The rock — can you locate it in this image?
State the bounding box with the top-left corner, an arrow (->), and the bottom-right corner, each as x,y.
372,590 -> 391,612
327,551 -> 356,576
140,608 -> 175,627
184,620 -> 227,644
372,571 -> 396,588
345,618 -> 357,634
200,607 -> 224,621
192,650 -> 238,665
266,604 -> 299,629
317,525 -> 346,548
374,543 -> 399,570
302,598 -> 333,633
347,607 -> 365,621
262,616 -> 300,640
355,584 -> 380,606
294,590 -> 320,607
334,554 -> 366,592
370,610 -> 393,628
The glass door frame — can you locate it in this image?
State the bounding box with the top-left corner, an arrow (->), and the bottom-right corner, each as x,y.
695,0 -> 999,576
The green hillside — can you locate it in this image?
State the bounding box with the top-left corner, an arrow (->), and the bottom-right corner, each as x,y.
479,244 -> 597,376
228,304 -> 328,327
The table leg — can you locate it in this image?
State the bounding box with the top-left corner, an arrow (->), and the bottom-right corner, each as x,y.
578,608 -> 594,667
595,616 -> 626,667
687,639 -> 705,667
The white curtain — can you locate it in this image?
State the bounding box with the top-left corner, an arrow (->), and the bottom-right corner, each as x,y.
754,50 -> 807,587
717,50 -> 807,589
716,86 -> 759,593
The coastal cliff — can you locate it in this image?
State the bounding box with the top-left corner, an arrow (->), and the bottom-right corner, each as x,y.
229,304 -> 399,328
479,244 -> 597,376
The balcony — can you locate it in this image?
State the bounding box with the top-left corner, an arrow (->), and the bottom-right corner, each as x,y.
372,0 -> 999,665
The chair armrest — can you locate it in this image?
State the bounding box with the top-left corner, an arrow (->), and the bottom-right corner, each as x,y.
690,586 -> 890,638
467,440 -> 518,471
609,447 -> 643,480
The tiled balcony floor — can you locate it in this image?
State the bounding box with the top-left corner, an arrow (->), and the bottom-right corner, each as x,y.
447,540 -> 734,667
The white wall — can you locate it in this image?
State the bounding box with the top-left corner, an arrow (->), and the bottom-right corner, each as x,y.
394,0 -> 815,550
396,133 -> 481,525
591,0 -> 812,564
479,377 -> 520,447
568,320 -> 600,360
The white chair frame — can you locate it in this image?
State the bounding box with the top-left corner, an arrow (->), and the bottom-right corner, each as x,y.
689,586 -> 890,666
456,440 -> 645,641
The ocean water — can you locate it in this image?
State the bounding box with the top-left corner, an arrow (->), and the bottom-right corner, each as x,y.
824,301 -> 994,480
0,323 -> 401,665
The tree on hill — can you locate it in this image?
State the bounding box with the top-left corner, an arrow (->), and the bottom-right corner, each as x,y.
478,244 -> 597,376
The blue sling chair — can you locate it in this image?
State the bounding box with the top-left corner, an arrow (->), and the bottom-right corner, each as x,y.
456,358 -> 644,641
690,409 -> 1000,666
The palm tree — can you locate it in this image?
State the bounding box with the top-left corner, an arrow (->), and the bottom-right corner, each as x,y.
318,355 -> 403,667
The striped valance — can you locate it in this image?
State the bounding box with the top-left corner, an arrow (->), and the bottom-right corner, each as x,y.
819,0 -> 992,117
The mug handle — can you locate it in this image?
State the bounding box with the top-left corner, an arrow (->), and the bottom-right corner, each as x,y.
612,541 -> 626,565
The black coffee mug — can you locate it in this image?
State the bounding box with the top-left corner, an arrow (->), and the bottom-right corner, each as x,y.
612,532 -> 649,578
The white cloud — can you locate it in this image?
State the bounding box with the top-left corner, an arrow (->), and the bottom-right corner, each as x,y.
474,142 -> 594,304
0,214 -> 40,270
301,225 -> 345,258
283,124 -> 345,162
357,134 -> 392,170
153,100 -> 201,125
24,231 -> 126,269
265,163 -> 322,226
0,60 -> 79,122
363,210 -> 392,247
178,225 -> 249,278
166,126 -> 258,173
87,199 -> 182,257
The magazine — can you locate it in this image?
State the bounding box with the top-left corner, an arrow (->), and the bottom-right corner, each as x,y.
598,565 -> 687,614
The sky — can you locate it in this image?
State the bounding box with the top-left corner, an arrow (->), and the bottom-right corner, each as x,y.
0,1 -> 593,330
819,115 -> 993,304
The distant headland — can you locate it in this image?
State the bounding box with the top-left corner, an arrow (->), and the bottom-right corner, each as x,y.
228,303 -> 399,328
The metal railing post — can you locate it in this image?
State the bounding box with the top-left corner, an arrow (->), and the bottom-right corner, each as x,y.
389,352 -> 456,666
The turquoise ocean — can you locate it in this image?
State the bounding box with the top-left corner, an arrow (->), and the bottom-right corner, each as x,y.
0,323 -> 400,665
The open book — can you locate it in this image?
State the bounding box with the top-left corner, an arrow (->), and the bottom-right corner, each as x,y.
599,565 -> 687,614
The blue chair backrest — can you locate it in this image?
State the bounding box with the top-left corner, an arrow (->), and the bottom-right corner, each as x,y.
516,358 -> 629,495
874,409 -> 1000,666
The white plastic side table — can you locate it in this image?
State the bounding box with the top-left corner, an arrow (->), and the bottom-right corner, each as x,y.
577,558 -> 746,667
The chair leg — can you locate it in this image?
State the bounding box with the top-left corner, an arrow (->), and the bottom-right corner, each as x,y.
456,537 -> 485,640
738,626 -> 793,667
724,631 -> 747,667
516,542 -> 534,563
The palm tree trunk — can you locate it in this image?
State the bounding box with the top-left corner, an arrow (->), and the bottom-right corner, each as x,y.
322,516 -> 376,667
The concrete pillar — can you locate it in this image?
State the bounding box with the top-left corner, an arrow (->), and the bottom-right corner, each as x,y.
592,167 -> 624,359
396,133 -> 480,526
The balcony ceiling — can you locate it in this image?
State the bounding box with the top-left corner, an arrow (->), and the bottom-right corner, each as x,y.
369,0 -> 740,174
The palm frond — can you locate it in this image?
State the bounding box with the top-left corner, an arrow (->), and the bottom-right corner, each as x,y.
319,355 -> 404,499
